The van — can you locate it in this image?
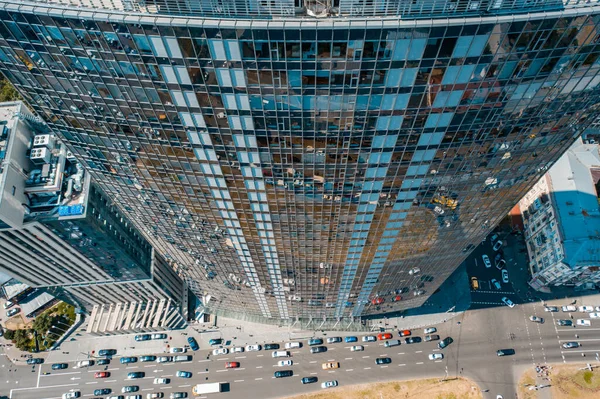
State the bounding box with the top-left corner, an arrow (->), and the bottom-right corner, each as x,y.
271,351 -> 290,358
77,360 -> 93,368
174,355 -> 192,362
284,342 -> 302,349
470,277 -> 479,290
384,339 -> 401,348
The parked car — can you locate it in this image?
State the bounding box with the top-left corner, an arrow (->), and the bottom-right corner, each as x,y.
493,240 -> 503,251
438,337 -> 454,349
590,312 -> 600,319
375,357 -> 392,365
321,380 -> 338,389
140,356 -> 157,362
501,297 -> 515,308
6,308 -> 20,317
212,348 -> 228,356
544,306 -> 558,312
556,319 -> 573,326
232,347 -> 244,353
176,371 -> 192,378
377,333 -> 392,340
169,347 -> 186,354
482,255 -> 492,268
579,306 -> 594,313
501,269 -> 509,283
157,356 -> 172,363
208,338 -> 223,346
529,316 -> 544,324
424,327 -> 437,334
428,353 -> 443,360
310,346 -> 327,354
134,334 -> 151,342
308,338 -> 323,346
301,376 -> 318,384
362,335 -> 377,342
577,319 -> 591,327
562,305 -> 577,312
245,344 -> 261,352
187,337 -> 199,351
151,333 -> 167,340
52,363 -> 68,370
3,300 -> 14,309
496,348 -> 515,356
326,337 -> 342,344
350,345 -> 364,351
399,330 -> 411,337
491,279 -> 501,290
344,336 -> 358,343
277,360 -> 292,367
425,334 -> 440,342
562,342 -> 580,349
470,277 -> 479,290
147,393 -> 163,399
371,297 -> 384,305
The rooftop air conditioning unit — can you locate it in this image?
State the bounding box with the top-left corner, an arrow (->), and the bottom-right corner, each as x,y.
30,147 -> 51,164
33,134 -> 54,149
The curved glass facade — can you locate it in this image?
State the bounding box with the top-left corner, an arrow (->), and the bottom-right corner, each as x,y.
1,1 -> 600,322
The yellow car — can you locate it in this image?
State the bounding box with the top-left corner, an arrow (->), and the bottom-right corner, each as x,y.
470,277 -> 479,290
322,362 -> 340,370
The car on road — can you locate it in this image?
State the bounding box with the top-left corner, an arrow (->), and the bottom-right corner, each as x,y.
350,345 -> 364,351
556,319 -> 573,326
97,359 -> 110,365
170,394 -> 187,399
76,360 -> 94,368
152,333 -> 167,340
344,336 -> 358,343
362,335 -> 377,342
375,357 -> 392,365
277,360 -> 292,366
169,347 -> 186,354
232,346 -> 244,353
425,335 -> 440,342
529,316 -> 544,324
134,334 -> 151,342
424,327 -> 437,334
482,254 -> 492,268
94,372 -> 110,378
544,306 -> 558,312
6,307 -> 20,317
301,376 -> 318,384
157,356 -> 172,363
501,297 -> 515,308
208,338 -> 223,346
122,386 -> 139,393
596,306 -> 600,312
226,361 -> 241,368
93,389 -> 111,396
26,358 -> 44,365
140,356 -> 156,362
62,390 -> 80,399
491,279 -> 501,290
371,297 -> 384,305
212,348 -> 228,356
146,394 -> 163,399
377,333 -> 392,340
127,372 -> 145,379
327,337 -> 342,344
399,330 -> 411,337
120,357 -> 137,364
501,269 -> 509,283
562,305 -> 577,312
310,346 -> 327,354
590,312 -> 600,319
285,342 -> 302,349
579,306 -> 594,313
187,337 -> 199,351
321,380 -> 338,389
577,319 -> 591,327
438,337 -> 454,349
153,378 -> 170,384
562,342 -> 580,349
308,338 -> 323,346
405,337 -> 422,344
52,363 -> 68,370
496,349 -> 515,356
428,353 -> 444,360
108,395 -> 124,399
322,361 -> 340,370
245,344 -> 261,352
98,349 -> 117,356
493,240 -> 503,251
264,343 -> 280,350
176,371 -> 192,378
274,370 -> 293,378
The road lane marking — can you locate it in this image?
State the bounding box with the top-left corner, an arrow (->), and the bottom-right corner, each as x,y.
344,358 -> 353,360
234,380 -> 244,383
381,366 -> 388,368
309,361 -> 316,364
197,371 -> 209,374
255,378 -> 263,380
144,365 -> 155,368
327,359 -> 336,361
415,351 -> 422,353
363,367 -> 371,370
328,371 -> 336,373
126,366 -> 138,369
179,384 -> 191,387
397,352 -> 405,355
256,366 -> 263,369
346,369 -> 354,372
142,388 -> 153,391
399,364 -> 406,366
380,354 -> 388,356
198,359 -> 210,363
362,356 -> 370,358
310,372 -> 317,375
43,372 -> 82,376
558,338 -> 600,342
435,360 -> 442,363
216,370 -> 227,373
558,328 -> 600,332
257,355 -> 264,357
416,362 -> 424,365
85,382 -> 97,384
106,379 -> 116,382
235,356 -> 246,359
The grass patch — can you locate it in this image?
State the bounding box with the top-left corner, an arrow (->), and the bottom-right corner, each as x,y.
550,364 -> 600,399
517,369 -> 537,399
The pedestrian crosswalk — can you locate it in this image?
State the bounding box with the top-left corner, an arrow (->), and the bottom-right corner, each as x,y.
471,290 -> 515,295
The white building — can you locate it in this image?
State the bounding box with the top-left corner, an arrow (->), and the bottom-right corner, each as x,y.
520,138 -> 600,290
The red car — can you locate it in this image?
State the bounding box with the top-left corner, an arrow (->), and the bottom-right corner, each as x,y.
225,362 -> 240,368
392,295 -> 402,302
377,333 -> 392,340
94,371 -> 110,378
371,297 -> 384,305
399,330 -> 411,337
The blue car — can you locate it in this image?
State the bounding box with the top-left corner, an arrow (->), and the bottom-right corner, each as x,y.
208,338 -> 223,346
187,337 -> 199,351
344,336 -> 358,343
120,356 -> 137,364
308,338 -> 323,346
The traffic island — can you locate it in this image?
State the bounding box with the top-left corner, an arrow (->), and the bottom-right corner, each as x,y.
283,377 -> 481,399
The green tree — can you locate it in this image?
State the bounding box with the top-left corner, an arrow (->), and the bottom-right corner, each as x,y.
13,329 -> 30,351
3,329 -> 14,341
33,313 -> 53,336
0,75 -> 20,102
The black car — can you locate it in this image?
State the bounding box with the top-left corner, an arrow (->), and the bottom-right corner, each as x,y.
424,335 -> 440,342
51,363 -> 68,370
274,370 -> 293,378
93,388 -> 111,395
405,337 -> 422,344
97,359 -> 110,366
134,334 -> 151,342
127,372 -> 145,379
98,349 -> 117,356
264,343 -> 280,350
496,348 -> 515,356
375,357 -> 392,365
301,376 -> 318,384
140,356 -> 157,362
310,346 -> 327,354
26,358 -> 44,365
438,337 -> 454,349
187,337 -> 199,351
557,319 -> 573,326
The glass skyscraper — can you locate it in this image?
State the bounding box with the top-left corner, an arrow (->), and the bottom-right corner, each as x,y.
1,0 -> 600,323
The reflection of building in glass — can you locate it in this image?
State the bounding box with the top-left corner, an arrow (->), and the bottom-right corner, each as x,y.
521,138 -> 600,290
0,102 -> 187,333
1,2 -> 600,324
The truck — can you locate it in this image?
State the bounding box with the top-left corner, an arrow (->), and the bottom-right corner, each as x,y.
193,382 -> 225,395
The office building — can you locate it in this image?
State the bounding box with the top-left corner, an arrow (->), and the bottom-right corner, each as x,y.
521,138 -> 600,290
1,1 -> 600,324
0,101 -> 187,333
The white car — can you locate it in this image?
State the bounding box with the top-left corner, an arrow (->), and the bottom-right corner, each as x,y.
501,269 -> 509,283
212,348 -> 228,356
277,360 -> 293,366
321,380 -> 338,389
153,378 -> 169,384
326,337 -> 342,344
577,319 -> 591,327
578,306 -> 594,313
362,335 -> 377,342
589,312 -> 600,319
245,344 -> 261,352
493,240 -> 503,251
428,353 -> 444,360
157,356 -> 172,363
424,327 -> 437,334
482,255 -> 492,268
502,297 -> 515,308
350,345 -> 364,352
491,279 -> 501,290
544,306 -> 558,312
529,316 -> 544,323
147,394 -> 162,399
232,347 -> 245,353
62,391 -> 81,399
169,347 -> 186,354
562,305 -> 577,312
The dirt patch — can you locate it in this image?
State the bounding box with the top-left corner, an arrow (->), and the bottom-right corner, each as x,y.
517,369 -> 537,399
283,377 -> 481,399
551,364 -> 600,399
3,314 -> 30,330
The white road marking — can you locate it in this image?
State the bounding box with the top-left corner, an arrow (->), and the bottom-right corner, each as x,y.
397,352 -> 405,355
256,366 -> 263,369
126,366 -> 138,369
344,358 -> 353,360
363,367 -> 371,370
197,359 -> 211,363
435,360 -> 443,363
255,377 -> 263,380
381,366 -> 388,368
415,351 -> 422,353
234,380 -> 244,383
85,382 -> 97,385
416,362 -> 424,365
235,356 -> 246,359
216,370 -> 227,373
144,365 -> 155,368
179,384 -> 191,387
257,355 -> 264,357
309,361 -> 317,364
346,369 -> 354,372
310,372 -> 317,375
362,356 -> 370,358
399,364 -> 406,366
